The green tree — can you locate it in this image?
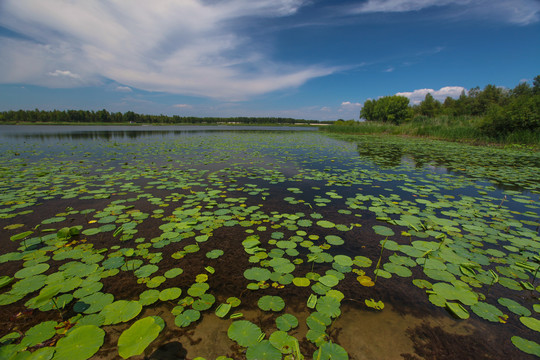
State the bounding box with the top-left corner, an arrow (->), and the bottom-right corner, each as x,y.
360,96 -> 412,124
418,93 -> 441,117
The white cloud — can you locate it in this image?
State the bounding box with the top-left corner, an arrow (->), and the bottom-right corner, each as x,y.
48,70 -> 80,79
0,0 -> 336,100
173,104 -> 192,109
396,86 -> 467,104
115,86 -> 132,93
340,101 -> 362,108
352,0 -> 540,25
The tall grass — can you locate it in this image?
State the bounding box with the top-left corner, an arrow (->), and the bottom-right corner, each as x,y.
321,116 -> 539,146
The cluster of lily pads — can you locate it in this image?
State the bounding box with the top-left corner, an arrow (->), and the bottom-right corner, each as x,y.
0,129 -> 539,359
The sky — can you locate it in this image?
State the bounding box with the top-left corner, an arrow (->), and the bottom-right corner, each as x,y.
0,0 -> 539,121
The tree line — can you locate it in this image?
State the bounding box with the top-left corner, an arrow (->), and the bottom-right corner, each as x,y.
358,75 -> 540,136
0,109 -> 328,125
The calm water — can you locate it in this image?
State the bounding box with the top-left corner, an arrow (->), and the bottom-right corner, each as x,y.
0,125 -> 539,359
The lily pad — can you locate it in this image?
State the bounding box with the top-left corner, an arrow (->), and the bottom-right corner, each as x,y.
101,300 -> 142,325
511,336 -> 540,357
276,314 -> 299,332
470,302 -> 505,322
174,309 -> 201,327
53,325 -> 104,360
258,295 -> 285,312
227,320 -> 262,347
246,340 -> 282,360
313,342 -> 349,360
118,316 -> 162,359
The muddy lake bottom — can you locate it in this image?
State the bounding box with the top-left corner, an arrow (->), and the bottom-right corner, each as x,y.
0,126 -> 539,360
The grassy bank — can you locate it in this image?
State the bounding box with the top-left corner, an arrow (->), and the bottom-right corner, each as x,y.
321,115 -> 540,148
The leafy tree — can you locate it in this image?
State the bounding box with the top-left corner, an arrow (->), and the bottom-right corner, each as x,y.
418,93 -> 441,117
360,96 -> 412,124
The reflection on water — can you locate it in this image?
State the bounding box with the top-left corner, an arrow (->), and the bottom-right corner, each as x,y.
0,125 -> 315,144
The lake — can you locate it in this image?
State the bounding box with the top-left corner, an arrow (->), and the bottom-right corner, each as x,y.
0,125 -> 539,359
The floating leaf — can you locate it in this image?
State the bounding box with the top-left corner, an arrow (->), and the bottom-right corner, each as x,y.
258,295 -> 285,312
520,316 -> 540,332
244,267 -> 272,282
159,287 -> 182,301
316,296 -> 341,318
372,225 -> 394,236
53,325 -> 104,360
215,303 -> 232,318
21,321 -> 57,347
317,220 -> 335,229
446,302 -> 469,319
227,320 -> 262,347
268,331 -> 296,354
101,300 -> 142,325
511,336 -> 540,357
313,342 -> 349,360
498,298 -> 531,316
276,314 -> 298,332
470,302 -> 505,322
293,277 -> 310,287
174,309 -> 201,327
246,340 -> 282,360
365,299 -> 384,310
118,317 -> 162,359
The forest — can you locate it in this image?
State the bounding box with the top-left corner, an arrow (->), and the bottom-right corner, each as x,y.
0,110 -> 327,126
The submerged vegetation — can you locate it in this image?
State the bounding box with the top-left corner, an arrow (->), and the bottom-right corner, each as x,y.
325,75 -> 540,145
0,128 -> 539,359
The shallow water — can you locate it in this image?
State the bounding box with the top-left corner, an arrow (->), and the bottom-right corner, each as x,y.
0,125 -> 539,359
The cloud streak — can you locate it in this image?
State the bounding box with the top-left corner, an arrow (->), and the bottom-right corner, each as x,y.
0,0 -> 336,100
351,0 -> 540,25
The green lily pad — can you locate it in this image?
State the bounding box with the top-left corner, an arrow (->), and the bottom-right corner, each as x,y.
139,290 -> 160,306
100,300 -> 142,325
520,316 -> 540,332
15,263 -> 49,279
174,309 -> 200,327
268,331 -> 296,354
164,268 -> 183,278
511,336 -> 540,357
317,220 -> 335,228
53,325 -> 104,360
372,225 -> 394,236
215,303 -> 232,318
244,267 -> 272,282
187,282 -> 209,297
227,320 -> 262,347
118,317 -> 162,359
158,287 -> 182,301
246,340 -> 282,360
470,302 -> 505,322
316,295 -> 341,318
498,298 -> 531,316
134,264 -> 159,278
258,295 -> 285,312
0,276 -> 13,289
446,302 -> 469,319
276,314 -> 299,332
293,277 -> 310,287
313,342 -> 349,360
21,321 -> 58,347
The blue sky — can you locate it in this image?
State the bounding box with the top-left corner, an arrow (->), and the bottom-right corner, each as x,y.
0,0 -> 539,121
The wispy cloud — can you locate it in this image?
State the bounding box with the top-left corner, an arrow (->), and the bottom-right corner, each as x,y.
115,86 -> 132,93
173,104 -> 192,109
351,0 -> 540,25
396,86 -> 466,104
0,0 -> 337,100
